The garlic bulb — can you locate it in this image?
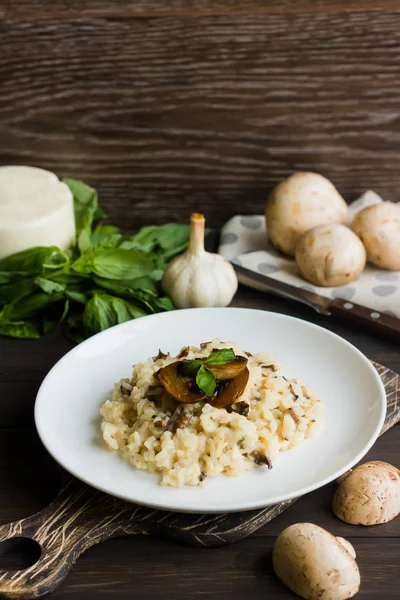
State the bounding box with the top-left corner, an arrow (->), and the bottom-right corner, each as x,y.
162,213 -> 238,308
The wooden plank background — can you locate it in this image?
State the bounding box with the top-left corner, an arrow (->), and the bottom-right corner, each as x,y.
1,3 -> 400,229
3,1 -> 400,17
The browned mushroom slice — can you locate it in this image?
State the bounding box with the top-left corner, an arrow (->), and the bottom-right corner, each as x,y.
251,451 -> 273,469
152,349 -> 170,362
178,346 -> 190,358
206,356 -> 248,381
209,367 -> 250,408
158,361 -> 206,404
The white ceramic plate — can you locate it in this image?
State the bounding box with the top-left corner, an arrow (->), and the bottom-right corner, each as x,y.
35,308 -> 386,513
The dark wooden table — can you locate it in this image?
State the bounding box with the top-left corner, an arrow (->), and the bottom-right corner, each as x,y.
0,283 -> 399,599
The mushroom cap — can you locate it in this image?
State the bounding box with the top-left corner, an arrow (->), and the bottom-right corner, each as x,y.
335,537 -> 356,560
295,223 -> 367,287
265,172 -> 348,256
351,202 -> 400,270
273,523 -> 360,600
333,460 -> 400,526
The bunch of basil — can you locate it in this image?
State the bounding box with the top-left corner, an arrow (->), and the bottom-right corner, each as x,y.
0,179 -> 193,342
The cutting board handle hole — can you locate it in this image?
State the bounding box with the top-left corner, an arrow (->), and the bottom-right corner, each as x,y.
0,537 -> 41,571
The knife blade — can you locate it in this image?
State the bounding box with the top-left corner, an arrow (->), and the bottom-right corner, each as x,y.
232,262 -> 332,315
231,262 -> 400,343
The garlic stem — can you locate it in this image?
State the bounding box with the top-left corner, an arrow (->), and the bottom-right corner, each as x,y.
188,213 -> 206,255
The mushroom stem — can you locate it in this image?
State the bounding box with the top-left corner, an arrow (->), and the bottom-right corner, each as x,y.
188,213 -> 206,256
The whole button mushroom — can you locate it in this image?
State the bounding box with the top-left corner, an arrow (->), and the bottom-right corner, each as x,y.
265,172 -> 348,256
272,523 -> 360,600
295,223 -> 367,287
351,202 -> 400,270
333,461 -> 400,525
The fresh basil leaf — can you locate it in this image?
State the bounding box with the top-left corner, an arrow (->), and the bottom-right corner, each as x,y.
181,360 -> 202,376
205,348 -> 236,365
60,299 -> 70,322
120,224 -> 191,259
64,178 -> 98,230
93,234 -> 122,249
0,247 -> 61,283
77,228 -> 92,252
93,276 -> 158,297
90,279 -> 157,313
92,249 -> 154,280
83,293 -> 114,332
127,276 -> 158,295
34,277 -> 66,294
149,269 -> 164,282
119,226 -> 159,252
111,296 -> 147,322
93,224 -> 120,237
92,225 -> 121,247
65,290 -> 87,304
150,296 -> 174,312
4,292 -> 63,321
83,292 -> 148,334
196,365 -> 216,397
0,317 -> 40,339
0,279 -> 35,305
63,178 -> 106,250
127,291 -> 156,312
94,205 -> 107,220
42,248 -> 70,269
48,269 -> 87,285
73,248 -> 154,281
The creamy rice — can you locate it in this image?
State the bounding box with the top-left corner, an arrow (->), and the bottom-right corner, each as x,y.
100,340 -> 323,487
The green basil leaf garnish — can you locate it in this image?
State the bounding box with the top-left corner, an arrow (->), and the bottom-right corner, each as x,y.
205,348 -> 236,365
196,365 -> 216,397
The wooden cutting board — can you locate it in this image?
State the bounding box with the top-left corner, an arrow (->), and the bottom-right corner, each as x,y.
0,361 -> 398,600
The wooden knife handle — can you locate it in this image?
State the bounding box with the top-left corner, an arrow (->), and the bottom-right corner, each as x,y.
330,298 -> 400,344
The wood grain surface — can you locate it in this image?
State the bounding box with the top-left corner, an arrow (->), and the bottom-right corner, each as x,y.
3,0 -> 400,18
1,9 -> 400,228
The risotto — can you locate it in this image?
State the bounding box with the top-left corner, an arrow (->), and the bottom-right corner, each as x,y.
100,340 -> 323,487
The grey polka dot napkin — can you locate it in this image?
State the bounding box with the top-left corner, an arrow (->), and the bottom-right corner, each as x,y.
218,191 -> 400,318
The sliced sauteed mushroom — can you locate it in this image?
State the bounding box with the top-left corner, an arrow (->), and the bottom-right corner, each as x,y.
251,451 -> 273,469
235,401 -> 250,416
209,368 -> 250,408
206,356 -> 248,381
288,407 -> 300,424
164,406 -> 184,433
158,354 -> 249,408
153,349 -> 169,362
176,407 -> 193,430
158,362 -> 206,404
200,341 -> 211,348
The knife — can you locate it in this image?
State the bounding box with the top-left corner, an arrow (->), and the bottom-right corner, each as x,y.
232,262 -> 400,343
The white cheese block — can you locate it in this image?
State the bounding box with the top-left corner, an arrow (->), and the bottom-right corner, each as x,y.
0,165 -> 76,259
